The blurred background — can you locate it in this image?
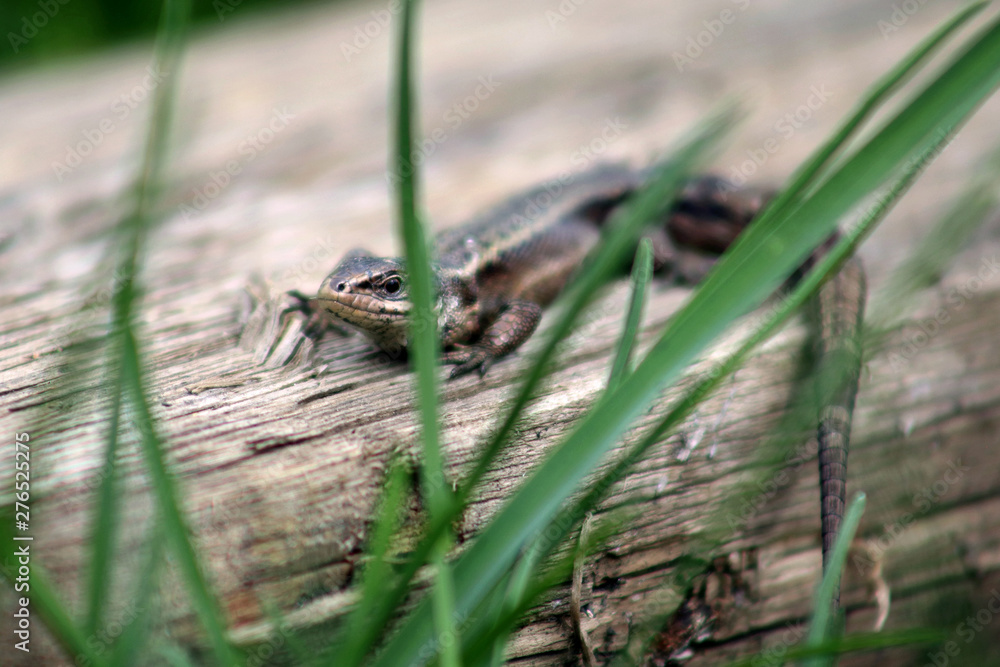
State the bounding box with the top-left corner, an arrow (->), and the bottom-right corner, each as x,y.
4,0 -> 997,285
0,0 -> 319,68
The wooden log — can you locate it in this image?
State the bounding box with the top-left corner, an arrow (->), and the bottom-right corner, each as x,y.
1,1 -> 999,665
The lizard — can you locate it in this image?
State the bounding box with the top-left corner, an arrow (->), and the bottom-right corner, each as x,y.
296,161 -> 866,608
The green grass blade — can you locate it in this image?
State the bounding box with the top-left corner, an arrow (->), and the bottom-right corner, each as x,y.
389,3 -> 460,662
739,0 -> 986,257
368,109 -> 738,667
157,643 -> 199,667
329,0 -> 459,664
99,0 -> 240,662
460,537 -> 588,664
771,1 -> 985,201
328,460 -> 408,660
479,511 -> 588,667
503,546 -> 541,619
464,121 -> 954,666
339,107 -> 737,667
630,11 -> 1000,432
107,526 -> 165,667
486,543 -> 543,667
727,628 -> 944,667
390,0 -> 447,520
866,142 -> 1000,341
0,515 -> 106,666
368,15 -> 1000,662
448,0 -> 991,571
693,120 -> 958,535
431,548 -> 462,667
684,13 -> 1000,364
461,136 -> 933,662
456,105 -> 738,505
121,330 -> 240,665
607,238 -> 654,393
27,566 -> 107,666
84,381 -> 123,635
803,493 -> 867,666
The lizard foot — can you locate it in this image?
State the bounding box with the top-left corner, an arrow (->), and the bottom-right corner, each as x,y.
285,289 -> 314,313
285,289 -> 345,341
442,346 -> 494,379
442,300 -> 541,379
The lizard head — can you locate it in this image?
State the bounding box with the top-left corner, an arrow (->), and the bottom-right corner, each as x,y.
316,255 -> 412,354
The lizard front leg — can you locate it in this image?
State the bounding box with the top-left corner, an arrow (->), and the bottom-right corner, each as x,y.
441,300 -> 542,378
284,289 -> 343,342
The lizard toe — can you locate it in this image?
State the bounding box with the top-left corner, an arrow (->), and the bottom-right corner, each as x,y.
285,289 -> 315,315
443,348 -> 490,379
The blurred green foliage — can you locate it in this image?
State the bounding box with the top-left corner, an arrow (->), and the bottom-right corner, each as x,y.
0,0 -> 324,70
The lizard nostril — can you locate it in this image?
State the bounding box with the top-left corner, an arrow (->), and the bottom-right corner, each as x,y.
336,282 -> 347,292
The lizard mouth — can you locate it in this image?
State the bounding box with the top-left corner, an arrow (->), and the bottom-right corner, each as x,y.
315,288 -> 411,354
314,290 -> 409,328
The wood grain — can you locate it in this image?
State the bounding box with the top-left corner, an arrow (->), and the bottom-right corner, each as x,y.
2,0 -> 1000,665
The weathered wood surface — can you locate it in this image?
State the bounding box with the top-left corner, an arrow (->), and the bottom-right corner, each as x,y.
2,0 -> 1000,665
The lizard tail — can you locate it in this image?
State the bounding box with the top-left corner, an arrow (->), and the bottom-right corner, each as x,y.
813,254 -> 867,609
661,178 -> 868,611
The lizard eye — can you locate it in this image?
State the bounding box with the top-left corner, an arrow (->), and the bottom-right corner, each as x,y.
382,276 -> 402,295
